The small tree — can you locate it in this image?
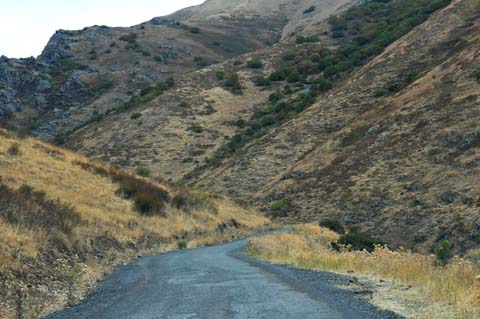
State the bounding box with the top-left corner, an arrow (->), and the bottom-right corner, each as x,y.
215,70 -> 225,80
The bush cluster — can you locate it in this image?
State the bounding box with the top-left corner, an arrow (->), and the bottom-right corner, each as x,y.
111,169 -> 170,217
246,58 -> 263,69
319,219 -> 345,234
224,73 -> 243,93
337,228 -> 384,253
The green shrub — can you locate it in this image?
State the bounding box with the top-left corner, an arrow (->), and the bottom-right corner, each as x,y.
119,33 -> 137,43
191,123 -> 204,133
337,229 -> 384,252
268,90 -> 283,102
261,115 -> 276,127
296,35 -> 319,44
246,58 -> 263,69
474,68 -> 480,81
235,119 -> 246,128
131,112 -> 142,120
319,219 -> 345,234
89,78 -> 114,93
136,166 -> 151,177
434,240 -> 453,265
134,192 -> 166,217
177,240 -> 188,249
194,56 -> 211,68
179,101 -> 189,108
215,70 -> 225,80
287,71 -> 302,83
111,169 -> 170,217
271,200 -> 284,211
189,27 -> 200,34
224,73 -> 242,91
172,190 -> 210,213
269,69 -> 288,81
254,76 -> 271,87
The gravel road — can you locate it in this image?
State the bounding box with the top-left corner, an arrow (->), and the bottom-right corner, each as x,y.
44,236 -> 402,319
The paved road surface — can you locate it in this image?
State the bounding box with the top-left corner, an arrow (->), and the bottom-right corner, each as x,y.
45,236 -> 401,319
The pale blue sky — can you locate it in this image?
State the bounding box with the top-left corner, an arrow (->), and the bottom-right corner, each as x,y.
0,0 -> 205,58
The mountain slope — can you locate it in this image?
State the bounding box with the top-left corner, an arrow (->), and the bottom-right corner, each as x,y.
194,0 -> 480,254
61,0 -> 480,256
0,128 -> 269,319
0,0 -> 355,143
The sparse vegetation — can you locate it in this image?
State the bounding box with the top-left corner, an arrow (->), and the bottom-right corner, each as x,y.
203,0 -> 452,170
135,166 -> 151,177
0,183 -> 81,234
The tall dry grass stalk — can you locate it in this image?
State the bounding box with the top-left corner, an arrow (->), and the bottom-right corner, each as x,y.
248,225 -> 480,319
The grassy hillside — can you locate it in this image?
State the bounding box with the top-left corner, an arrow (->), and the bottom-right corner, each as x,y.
0,128 -> 269,319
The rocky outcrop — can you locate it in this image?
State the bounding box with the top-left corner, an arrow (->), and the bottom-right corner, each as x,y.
55,72 -> 90,107
38,30 -> 74,64
0,87 -> 22,118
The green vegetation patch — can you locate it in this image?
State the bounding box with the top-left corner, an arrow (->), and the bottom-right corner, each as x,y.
246,58 -> 264,69
187,0 -> 453,175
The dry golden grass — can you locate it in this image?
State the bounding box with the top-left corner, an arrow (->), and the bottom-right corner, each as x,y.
248,225 -> 480,319
0,129 -> 270,318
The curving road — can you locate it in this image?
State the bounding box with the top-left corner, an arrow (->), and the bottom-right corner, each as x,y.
45,236 -> 401,319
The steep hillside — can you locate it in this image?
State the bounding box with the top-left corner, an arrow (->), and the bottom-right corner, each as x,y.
0,0 -> 355,144
0,128 -> 269,319
195,0 -> 480,254
3,0 -> 478,257
61,0 -> 479,257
